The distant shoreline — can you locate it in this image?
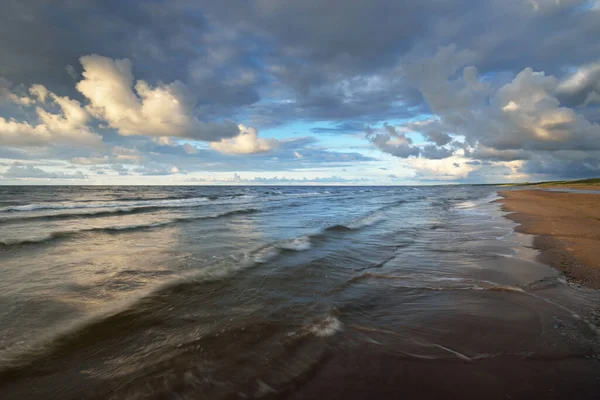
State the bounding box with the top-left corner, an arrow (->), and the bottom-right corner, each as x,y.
498,189 -> 600,289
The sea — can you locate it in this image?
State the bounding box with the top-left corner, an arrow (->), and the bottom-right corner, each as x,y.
0,185 -> 598,399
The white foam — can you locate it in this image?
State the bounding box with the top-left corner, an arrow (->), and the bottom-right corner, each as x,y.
250,246 -> 280,264
278,236 -> 312,251
251,235 -> 313,263
310,316 -> 343,337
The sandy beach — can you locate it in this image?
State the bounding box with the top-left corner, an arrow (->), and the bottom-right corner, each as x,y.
499,189 -> 600,288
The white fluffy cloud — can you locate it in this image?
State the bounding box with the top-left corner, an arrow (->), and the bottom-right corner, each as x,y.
210,124 -> 279,154
407,156 -> 476,181
0,85 -> 101,147
76,55 -> 240,141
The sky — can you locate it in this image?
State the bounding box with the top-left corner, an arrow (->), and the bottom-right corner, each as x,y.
0,0 -> 599,185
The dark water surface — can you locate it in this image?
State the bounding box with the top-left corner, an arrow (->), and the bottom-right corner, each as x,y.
0,186 -> 598,399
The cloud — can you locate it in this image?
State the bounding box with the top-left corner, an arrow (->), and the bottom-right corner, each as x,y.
406,47 -> 600,154
193,174 -> 368,184
386,45 -> 600,178
76,55 -> 240,141
408,156 -> 477,181
3,163 -> 87,179
366,124 -> 420,158
420,145 -> 454,160
71,155 -> 110,165
134,164 -> 182,176
182,143 -> 199,155
310,122 -> 366,134
110,164 -> 130,176
29,84 -> 48,102
0,81 -> 34,106
210,124 -> 279,154
556,61 -> 600,107
112,146 -> 142,163
1,1 -> 600,182
399,119 -> 452,146
0,85 -> 102,147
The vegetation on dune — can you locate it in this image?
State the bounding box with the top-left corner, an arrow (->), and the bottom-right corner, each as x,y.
496,177 -> 600,187
523,178 -> 600,186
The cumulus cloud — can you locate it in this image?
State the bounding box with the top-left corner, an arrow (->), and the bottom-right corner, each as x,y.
210,124 -> 279,154
407,156 -> 477,181
29,84 -> 49,103
404,47 -> 600,154
76,55 -> 240,141
381,45 -> 600,177
0,85 -> 101,147
0,82 -> 34,106
3,163 -> 87,179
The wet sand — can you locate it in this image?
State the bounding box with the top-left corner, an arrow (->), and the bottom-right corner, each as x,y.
287,347 -> 600,400
499,189 -> 600,289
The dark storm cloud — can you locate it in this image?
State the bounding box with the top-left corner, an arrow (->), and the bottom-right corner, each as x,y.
3,1 -> 598,123
0,0 -> 265,119
4,0 -> 596,124
1,1 -> 202,91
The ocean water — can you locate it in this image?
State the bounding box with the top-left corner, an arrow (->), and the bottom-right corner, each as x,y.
0,186 -> 598,399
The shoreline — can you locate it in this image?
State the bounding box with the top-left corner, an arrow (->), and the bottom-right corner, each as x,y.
498,189 -> 600,289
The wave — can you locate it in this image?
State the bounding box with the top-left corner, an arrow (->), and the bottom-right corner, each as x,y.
0,205 -> 168,224
0,191 -> 337,221
278,236 -> 313,252
250,209 -> 390,263
248,208 -> 393,263
454,193 -> 501,212
0,196 -> 213,213
324,224 -> 354,232
0,208 -> 259,247
325,209 -> 386,232
250,235 -> 314,263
